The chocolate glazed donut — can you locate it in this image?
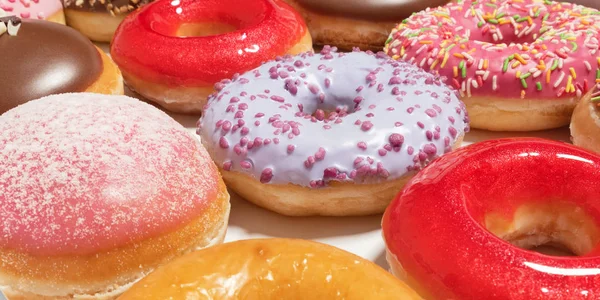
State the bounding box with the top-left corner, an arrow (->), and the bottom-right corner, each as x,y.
62,0 -> 153,42
562,0 -> 600,9
284,0 -> 450,50
0,17 -> 123,113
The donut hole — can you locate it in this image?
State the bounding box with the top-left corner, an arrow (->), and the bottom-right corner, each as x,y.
303,105 -> 355,121
145,0 -> 265,38
484,202 -> 600,257
175,22 -> 237,37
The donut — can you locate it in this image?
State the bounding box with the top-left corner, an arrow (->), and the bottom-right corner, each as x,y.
62,0 -> 153,42
198,46 -> 470,216
570,84 -> 600,152
0,16 -> 123,114
563,0 -> 600,10
0,0 -> 64,23
383,138 -> 600,299
110,0 -> 312,114
0,93 -> 230,299
284,0 -> 450,50
384,0 -> 600,131
119,238 -> 422,299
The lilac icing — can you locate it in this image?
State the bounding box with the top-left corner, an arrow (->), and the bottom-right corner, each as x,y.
198,46 -> 470,188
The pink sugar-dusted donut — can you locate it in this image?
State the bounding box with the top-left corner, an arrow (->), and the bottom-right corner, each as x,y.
198,46 -> 469,216
0,0 -> 64,23
0,93 -> 230,299
385,0 -> 600,131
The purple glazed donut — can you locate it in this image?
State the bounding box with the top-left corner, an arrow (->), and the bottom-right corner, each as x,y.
198,46 -> 470,216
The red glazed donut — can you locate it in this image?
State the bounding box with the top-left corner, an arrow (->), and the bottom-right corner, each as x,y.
111,0 -> 312,114
383,138 -> 600,299
384,0 -> 600,131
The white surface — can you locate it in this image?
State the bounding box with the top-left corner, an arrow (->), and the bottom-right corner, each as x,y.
102,43 -> 573,268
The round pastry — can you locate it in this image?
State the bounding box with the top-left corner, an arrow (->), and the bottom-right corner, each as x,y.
570,84 -> 600,152
0,0 -> 64,23
0,16 -> 123,114
284,0 -> 450,50
119,238 -> 422,299
198,46 -> 469,216
383,138 -> 600,299
110,0 -> 312,114
563,0 -> 600,10
63,0 -> 153,42
0,93 -> 230,299
384,0 -> 600,131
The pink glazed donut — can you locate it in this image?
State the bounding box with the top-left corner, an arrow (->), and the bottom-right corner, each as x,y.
0,93 -> 230,299
198,46 -> 470,216
0,0 -> 64,23
384,0 -> 600,131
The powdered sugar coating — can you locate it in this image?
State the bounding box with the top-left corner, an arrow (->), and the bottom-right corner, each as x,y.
0,93 -> 219,255
199,47 -> 470,188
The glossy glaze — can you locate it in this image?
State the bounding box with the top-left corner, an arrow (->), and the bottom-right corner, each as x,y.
111,0 -> 308,87
293,0 -> 450,21
385,0 -> 600,100
0,19 -> 102,114
0,93 -> 219,255
199,46 -> 469,187
0,0 -> 62,19
119,239 -> 422,299
383,138 -> 600,299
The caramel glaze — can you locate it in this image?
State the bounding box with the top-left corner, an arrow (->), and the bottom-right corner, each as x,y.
294,0 -> 451,21
0,19 -> 102,114
62,0 -> 153,15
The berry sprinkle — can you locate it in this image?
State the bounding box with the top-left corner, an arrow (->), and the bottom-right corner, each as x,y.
199,46 -> 469,188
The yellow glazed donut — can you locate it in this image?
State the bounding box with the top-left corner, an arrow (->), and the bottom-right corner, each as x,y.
119,239 -> 422,299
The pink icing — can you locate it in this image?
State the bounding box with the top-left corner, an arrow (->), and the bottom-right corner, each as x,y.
0,0 -> 62,20
0,93 -> 220,256
385,0 -> 600,100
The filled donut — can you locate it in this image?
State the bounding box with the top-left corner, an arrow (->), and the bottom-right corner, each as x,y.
284,0 -> 450,50
62,0 -> 153,42
570,84 -> 600,152
385,0 -> 600,131
383,138 -> 600,299
119,239 -> 422,300
0,0 -> 63,23
0,16 -> 123,114
111,0 -> 312,114
198,46 -> 469,216
0,93 -> 230,299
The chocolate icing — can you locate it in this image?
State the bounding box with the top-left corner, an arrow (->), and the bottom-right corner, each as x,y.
62,0 -> 153,15
562,0 -> 600,9
294,0 -> 451,21
0,16 -> 22,26
0,19 -> 102,114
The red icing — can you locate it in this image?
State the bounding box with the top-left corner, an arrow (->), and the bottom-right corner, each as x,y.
110,0 -> 308,87
383,138 -> 600,299
0,94 -> 220,256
